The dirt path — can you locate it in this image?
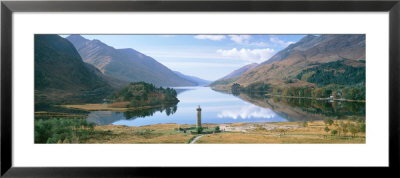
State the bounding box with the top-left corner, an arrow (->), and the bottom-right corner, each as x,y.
189,135 -> 205,144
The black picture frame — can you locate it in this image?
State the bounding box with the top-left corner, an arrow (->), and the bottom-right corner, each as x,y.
1,0 -> 399,177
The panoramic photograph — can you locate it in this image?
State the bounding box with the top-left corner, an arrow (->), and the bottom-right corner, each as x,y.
34,34 -> 366,144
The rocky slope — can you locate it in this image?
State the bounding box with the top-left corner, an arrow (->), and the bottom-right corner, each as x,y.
66,35 -> 197,87
211,34 -> 366,90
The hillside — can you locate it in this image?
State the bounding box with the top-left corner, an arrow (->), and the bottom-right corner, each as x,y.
211,34 -> 365,91
84,63 -> 129,89
209,63 -> 258,87
66,35 -> 197,87
220,63 -> 258,80
34,34 -> 114,110
173,71 -> 211,86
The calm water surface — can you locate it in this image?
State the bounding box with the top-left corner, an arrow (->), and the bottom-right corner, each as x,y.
87,87 -> 287,126
86,87 -> 365,126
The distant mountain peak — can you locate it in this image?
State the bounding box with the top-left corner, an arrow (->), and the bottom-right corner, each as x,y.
66,34 -> 88,42
66,35 -> 197,87
173,71 -> 211,86
299,34 -> 318,42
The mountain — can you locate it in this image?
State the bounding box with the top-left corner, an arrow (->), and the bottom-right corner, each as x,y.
262,34 -> 365,65
66,35 -> 197,87
34,34 -> 114,109
84,63 -> 129,89
211,34 -> 365,90
209,63 -> 258,87
221,63 -> 258,80
173,71 -> 211,86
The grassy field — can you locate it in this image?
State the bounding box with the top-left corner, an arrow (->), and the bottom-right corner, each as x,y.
84,124 -> 195,143
83,121 -> 365,144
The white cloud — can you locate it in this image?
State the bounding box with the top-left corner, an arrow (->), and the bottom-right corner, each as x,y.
216,48 -> 275,63
270,36 -> 295,47
228,35 -> 269,47
194,35 -> 226,41
228,35 -> 251,44
249,41 -> 269,47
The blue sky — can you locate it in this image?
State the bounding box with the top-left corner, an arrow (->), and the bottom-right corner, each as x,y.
61,34 -> 305,81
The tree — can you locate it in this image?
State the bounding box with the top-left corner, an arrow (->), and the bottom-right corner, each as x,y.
331,130 -> 338,136
196,127 -> 203,134
324,118 -> 334,126
349,123 -> 359,137
341,122 -> 349,136
214,126 -> 220,132
166,107 -> 172,116
359,123 -> 366,133
231,83 -> 241,94
324,126 -> 330,133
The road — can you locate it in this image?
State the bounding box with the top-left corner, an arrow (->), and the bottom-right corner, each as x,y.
189,135 -> 205,144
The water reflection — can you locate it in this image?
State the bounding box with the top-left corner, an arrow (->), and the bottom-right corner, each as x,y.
217,103 -> 276,119
237,92 -> 365,121
86,87 -> 365,126
87,104 -> 178,125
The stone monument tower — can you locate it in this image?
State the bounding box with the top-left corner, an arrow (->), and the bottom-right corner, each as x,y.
196,105 -> 202,128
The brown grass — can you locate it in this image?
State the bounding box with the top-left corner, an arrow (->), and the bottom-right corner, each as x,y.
196,121 -> 365,144
85,124 -> 194,144
108,101 -> 130,108
83,121 -> 365,144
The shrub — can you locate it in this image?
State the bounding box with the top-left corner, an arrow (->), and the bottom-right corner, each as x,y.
349,124 -> 359,137
324,118 -> 334,126
302,121 -> 308,127
196,127 -> 203,134
331,130 -> 338,136
324,126 -> 330,133
359,123 -> 366,133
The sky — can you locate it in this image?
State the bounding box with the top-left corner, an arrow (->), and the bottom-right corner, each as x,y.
61,34 -> 305,81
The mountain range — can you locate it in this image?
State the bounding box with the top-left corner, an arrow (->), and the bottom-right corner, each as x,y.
35,34 -> 114,108
35,34 -> 210,111
173,71 -> 211,86
66,35 -> 197,87
210,34 -> 366,90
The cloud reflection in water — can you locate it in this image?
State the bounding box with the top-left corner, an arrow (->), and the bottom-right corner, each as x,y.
217,103 -> 276,119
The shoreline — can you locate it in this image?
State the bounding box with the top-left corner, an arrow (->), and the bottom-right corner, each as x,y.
60,103 -> 168,112
264,94 -> 366,103
209,87 -> 365,103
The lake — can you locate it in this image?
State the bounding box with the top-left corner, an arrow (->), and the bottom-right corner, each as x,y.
86,87 -> 365,126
